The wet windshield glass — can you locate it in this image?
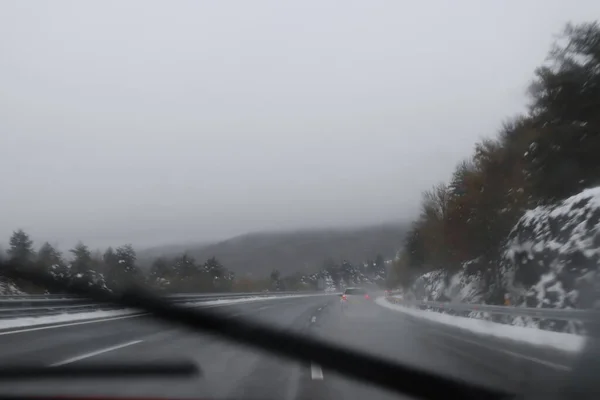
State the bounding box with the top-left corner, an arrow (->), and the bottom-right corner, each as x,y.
1,1 -> 599,399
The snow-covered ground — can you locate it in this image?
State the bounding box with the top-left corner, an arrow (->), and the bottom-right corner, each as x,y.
0,294 -> 328,331
0,278 -> 24,296
181,293 -> 331,307
376,296 -> 586,353
0,309 -> 140,331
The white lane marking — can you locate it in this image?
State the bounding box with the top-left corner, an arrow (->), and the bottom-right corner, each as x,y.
0,300 -> 284,336
230,304 -> 281,317
318,307 -> 322,311
311,363 -> 324,380
311,316 -> 316,323
432,329 -> 571,371
50,340 -> 143,366
140,329 -> 180,342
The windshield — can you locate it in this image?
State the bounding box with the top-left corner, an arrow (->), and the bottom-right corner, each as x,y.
1,1 -> 599,399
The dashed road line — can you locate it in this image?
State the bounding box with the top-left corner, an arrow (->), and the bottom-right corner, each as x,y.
311,316 -> 317,323
50,340 -> 143,366
311,363 -> 324,380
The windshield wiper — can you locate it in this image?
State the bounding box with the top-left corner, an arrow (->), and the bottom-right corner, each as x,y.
0,362 -> 199,380
0,263 -> 513,400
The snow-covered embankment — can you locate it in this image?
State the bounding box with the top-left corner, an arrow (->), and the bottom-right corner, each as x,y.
398,187 -> 600,335
376,296 -> 585,353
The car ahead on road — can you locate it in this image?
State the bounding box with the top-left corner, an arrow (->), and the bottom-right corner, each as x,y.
340,287 -> 371,310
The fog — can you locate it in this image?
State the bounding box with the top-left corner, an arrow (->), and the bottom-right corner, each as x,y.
1,1 -> 598,250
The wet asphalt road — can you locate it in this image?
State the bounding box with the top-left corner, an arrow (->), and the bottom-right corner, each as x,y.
0,295 -> 580,399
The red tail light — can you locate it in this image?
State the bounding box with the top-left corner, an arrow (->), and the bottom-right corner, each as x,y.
364,294 -> 370,300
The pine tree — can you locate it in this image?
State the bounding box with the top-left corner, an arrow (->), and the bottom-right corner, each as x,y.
5,230 -> 39,293
204,257 -> 232,291
102,247 -> 118,289
70,242 -> 92,276
37,242 -> 69,284
174,253 -> 213,292
150,257 -> 170,290
526,22 -> 600,202
38,242 -> 62,266
115,244 -> 138,276
7,230 -> 34,264
270,269 -> 282,291
204,257 -> 224,278
101,244 -> 139,290
340,260 -> 355,285
103,247 -> 117,266
175,253 -> 197,281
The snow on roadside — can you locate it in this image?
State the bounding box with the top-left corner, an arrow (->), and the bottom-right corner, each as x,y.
376,297 -> 586,353
0,293 -> 329,331
0,309 -> 139,331
182,293 -> 329,307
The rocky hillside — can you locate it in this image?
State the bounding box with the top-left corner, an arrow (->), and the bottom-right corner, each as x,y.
502,187 -> 600,311
403,187 -> 600,333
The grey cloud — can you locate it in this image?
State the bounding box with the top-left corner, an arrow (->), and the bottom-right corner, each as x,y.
1,0 -> 599,249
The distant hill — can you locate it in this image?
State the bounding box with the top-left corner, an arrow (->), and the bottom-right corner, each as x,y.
138,223 -> 408,278
136,242 -> 212,266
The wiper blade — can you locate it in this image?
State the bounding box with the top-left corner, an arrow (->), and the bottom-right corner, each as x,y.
0,361 -> 199,380
0,264 -> 513,400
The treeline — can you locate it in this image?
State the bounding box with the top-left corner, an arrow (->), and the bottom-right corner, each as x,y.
270,254 -> 387,291
2,229 -> 238,294
2,229 -> 386,294
389,22 -> 600,302
318,255 -> 387,288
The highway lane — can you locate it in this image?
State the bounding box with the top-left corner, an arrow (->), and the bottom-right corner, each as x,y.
0,296 -> 325,366
0,295 -> 580,399
303,301 -> 577,399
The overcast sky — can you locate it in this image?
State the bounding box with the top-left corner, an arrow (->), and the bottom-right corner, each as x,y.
1,1 -> 598,250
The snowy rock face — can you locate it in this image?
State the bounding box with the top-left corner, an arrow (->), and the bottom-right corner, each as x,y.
410,187 -> 600,307
406,187 -> 600,333
502,187 -> 600,311
411,259 -> 486,303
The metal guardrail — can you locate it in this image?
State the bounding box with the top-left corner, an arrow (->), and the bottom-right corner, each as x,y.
0,291 -> 329,319
0,291 -> 309,300
12,291 -> 595,323
385,297 -> 599,323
